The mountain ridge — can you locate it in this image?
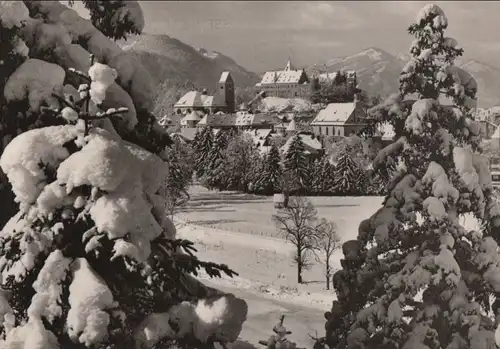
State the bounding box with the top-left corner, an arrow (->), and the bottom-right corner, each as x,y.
307,47 -> 500,108
117,33 -> 260,117
118,33 -> 500,113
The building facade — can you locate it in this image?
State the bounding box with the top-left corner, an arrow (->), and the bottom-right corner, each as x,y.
255,59 -> 310,99
174,71 -> 235,115
310,100 -> 368,137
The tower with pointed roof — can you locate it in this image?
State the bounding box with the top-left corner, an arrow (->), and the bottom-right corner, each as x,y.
284,58 -> 295,72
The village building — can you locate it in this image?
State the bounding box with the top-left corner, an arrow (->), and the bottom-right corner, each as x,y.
195,111 -> 276,131
255,59 -> 310,99
243,128 -> 274,149
174,71 -> 235,115
310,98 -> 368,138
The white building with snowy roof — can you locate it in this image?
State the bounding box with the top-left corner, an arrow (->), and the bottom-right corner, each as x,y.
255,59 -> 310,99
174,71 -> 235,115
310,100 -> 368,137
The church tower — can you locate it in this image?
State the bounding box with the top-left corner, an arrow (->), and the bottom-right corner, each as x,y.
218,71 -> 235,113
284,58 -> 296,71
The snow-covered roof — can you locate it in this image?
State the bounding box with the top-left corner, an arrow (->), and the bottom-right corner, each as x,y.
258,97 -> 312,113
197,113 -> 208,126
235,111 -> 254,126
174,91 -> 225,108
281,133 -> 322,155
259,70 -> 305,85
258,60 -> 308,85
311,102 -> 357,126
219,71 -> 231,83
243,128 -> 273,147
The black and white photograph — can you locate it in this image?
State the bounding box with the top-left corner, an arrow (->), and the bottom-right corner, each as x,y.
2,1 -> 500,348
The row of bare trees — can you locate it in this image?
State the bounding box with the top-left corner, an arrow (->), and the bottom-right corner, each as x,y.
273,196 -> 340,288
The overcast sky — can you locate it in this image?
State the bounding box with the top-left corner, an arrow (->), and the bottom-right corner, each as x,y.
73,1 -> 500,72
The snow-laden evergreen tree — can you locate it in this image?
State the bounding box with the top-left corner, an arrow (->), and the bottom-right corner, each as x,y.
313,154 -> 336,195
193,126 -> 213,179
332,145 -> 360,196
311,158 -> 324,195
0,2 -> 247,348
254,143 -> 283,195
0,1 -> 29,228
74,0 -> 144,40
222,133 -> 259,192
283,134 -> 309,194
202,130 -> 230,190
324,4 -> 500,349
163,137 -> 194,218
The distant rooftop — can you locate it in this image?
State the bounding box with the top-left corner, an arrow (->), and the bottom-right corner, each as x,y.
311,102 -> 357,126
257,59 -> 308,85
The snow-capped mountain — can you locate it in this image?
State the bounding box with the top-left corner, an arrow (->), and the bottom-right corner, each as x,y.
459,60 -> 500,108
308,47 -> 500,108
118,33 -> 259,89
117,33 -> 260,117
307,47 -> 406,99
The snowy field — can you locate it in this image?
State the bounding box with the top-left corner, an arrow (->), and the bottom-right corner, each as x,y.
176,186 -> 482,348
176,186 -> 385,348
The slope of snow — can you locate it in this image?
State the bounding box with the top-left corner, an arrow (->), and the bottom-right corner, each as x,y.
350,48 -> 383,61
259,97 -> 312,113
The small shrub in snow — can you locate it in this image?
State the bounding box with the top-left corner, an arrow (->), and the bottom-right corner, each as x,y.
258,315 -> 302,349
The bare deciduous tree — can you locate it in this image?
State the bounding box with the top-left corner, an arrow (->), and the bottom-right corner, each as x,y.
273,196 -> 321,284
314,218 -> 341,290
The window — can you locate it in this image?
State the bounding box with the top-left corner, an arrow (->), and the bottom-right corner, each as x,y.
325,127 -> 328,136
337,128 -> 341,136
493,174 -> 500,182
318,127 -> 322,135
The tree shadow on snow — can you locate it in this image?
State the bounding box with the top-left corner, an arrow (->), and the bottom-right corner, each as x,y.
181,204 -> 235,212
188,219 -> 243,226
189,194 -> 268,203
313,204 -> 359,208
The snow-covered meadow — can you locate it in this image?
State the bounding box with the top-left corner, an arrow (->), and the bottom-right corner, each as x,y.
176,185 -> 484,347
176,186 -> 383,346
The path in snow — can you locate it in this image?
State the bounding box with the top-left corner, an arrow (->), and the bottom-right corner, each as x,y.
205,281 -> 325,349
